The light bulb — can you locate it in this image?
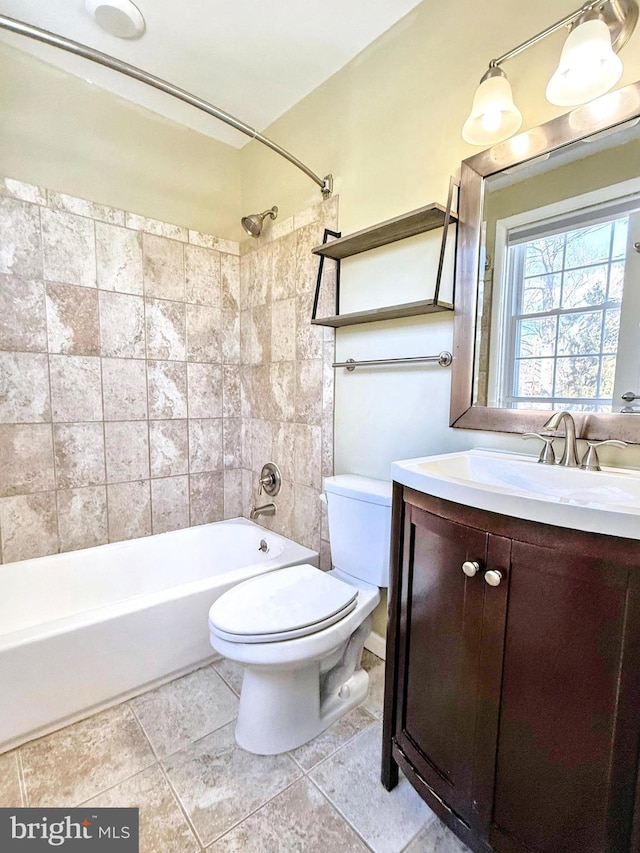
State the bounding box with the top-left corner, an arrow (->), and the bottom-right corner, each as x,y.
546,18 -> 623,106
462,69 -> 523,146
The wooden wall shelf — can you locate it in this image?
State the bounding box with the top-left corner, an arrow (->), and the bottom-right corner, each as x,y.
312,203 -> 457,260
311,298 -> 453,328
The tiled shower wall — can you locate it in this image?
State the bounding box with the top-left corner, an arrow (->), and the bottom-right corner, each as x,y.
0,177 -> 242,564
239,198 -> 338,569
0,176 -> 336,566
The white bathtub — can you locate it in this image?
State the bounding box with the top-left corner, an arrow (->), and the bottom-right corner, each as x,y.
0,518 -> 317,752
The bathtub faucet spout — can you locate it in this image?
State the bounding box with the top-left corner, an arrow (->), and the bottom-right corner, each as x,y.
250,502 -> 276,520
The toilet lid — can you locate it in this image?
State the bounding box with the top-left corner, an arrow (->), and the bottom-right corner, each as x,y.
208,564 -> 358,643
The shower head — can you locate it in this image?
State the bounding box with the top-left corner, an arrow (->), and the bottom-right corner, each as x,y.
241,206 -> 278,237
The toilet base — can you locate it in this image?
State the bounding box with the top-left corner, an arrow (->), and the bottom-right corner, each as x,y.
235,662 -> 370,755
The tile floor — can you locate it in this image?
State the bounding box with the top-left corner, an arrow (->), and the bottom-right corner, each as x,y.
0,650 -> 471,853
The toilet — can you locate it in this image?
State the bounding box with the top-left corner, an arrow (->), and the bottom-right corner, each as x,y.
208,474 -> 392,755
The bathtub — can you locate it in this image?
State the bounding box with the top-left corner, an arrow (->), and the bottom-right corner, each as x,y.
0,518 -> 317,752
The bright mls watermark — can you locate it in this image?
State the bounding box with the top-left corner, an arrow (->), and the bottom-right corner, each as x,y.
0,809 -> 138,851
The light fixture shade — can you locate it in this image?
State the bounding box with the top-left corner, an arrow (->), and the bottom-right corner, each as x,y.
546,18 -> 623,106
462,72 -> 523,145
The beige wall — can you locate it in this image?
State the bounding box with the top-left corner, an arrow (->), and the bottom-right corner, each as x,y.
0,44 -> 243,241
240,0 -> 640,476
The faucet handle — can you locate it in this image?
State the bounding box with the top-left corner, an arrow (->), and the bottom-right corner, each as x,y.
522,433 -> 557,465
580,440 -> 627,472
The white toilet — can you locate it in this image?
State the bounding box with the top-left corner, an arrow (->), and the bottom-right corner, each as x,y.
208,474 -> 392,755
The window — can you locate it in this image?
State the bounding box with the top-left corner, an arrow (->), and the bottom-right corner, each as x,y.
497,197 -> 640,412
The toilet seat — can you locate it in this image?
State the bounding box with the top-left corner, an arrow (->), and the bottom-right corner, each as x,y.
208,563 -> 358,644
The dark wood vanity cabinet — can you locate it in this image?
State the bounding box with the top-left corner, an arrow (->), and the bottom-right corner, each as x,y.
382,484 -> 640,853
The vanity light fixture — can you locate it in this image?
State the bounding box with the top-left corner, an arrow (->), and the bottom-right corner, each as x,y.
462,0 -> 638,146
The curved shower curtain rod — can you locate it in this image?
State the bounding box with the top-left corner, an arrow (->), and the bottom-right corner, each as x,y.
0,13 -> 334,198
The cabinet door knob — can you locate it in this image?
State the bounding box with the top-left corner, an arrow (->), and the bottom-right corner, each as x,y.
484,570 -> 502,587
462,561 -> 480,577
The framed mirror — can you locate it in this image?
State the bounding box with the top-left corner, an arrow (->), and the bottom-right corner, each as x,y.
451,79 -> 640,442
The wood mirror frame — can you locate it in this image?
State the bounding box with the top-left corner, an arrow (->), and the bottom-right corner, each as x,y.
450,79 -> 640,443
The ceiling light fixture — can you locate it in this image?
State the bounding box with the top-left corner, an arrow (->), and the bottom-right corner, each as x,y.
85,0 -> 146,40
462,0 -> 638,146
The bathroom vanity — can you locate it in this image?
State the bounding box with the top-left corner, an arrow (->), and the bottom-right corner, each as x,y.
382,452 -> 640,853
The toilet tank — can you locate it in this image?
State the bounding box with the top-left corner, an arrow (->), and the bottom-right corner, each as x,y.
323,474 -> 392,588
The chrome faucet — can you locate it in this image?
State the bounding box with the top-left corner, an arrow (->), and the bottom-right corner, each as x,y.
542,411 -> 579,467
250,502 -> 276,520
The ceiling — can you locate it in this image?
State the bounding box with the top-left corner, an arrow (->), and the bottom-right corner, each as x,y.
0,0 -> 424,148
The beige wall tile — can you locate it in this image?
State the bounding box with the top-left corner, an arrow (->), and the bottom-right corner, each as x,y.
187,363 -> 222,419
223,418 -> 241,469
146,298 -> 186,361
41,208 -> 96,288
189,471 -> 224,526
50,355 -> 103,422
186,304 -> 221,363
296,290 -> 323,360
223,469 -> 243,519
46,283 -> 99,356
221,254 -> 240,311
101,358 -> 148,421
0,276 -> 47,352
99,291 -> 146,358
105,421 -> 150,483
271,298 -> 296,362
0,352 -> 51,423
252,244 -> 273,307
107,480 -> 151,542
0,492 -> 58,562
272,422 -> 296,482
0,424 -> 55,496
249,305 -> 271,364
96,222 -> 143,295
250,418 -> 273,472
0,177 -> 46,206
221,310 -> 240,364
185,244 -> 221,306
128,214 -> 188,242
189,418 -> 223,473
294,424 -> 322,489
188,230 -> 218,250
295,359 -> 323,425
0,197 -> 42,279
293,484 -> 322,552
147,361 -> 187,419
150,419 -> 188,478
272,232 -> 298,302
143,234 -> 185,301
57,486 -> 108,552
269,362 -> 295,422
54,423 -> 106,489
222,365 -> 241,418
151,475 -> 189,533
48,191 -> 124,225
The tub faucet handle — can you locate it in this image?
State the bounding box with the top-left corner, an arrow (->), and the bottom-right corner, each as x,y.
258,462 -> 282,497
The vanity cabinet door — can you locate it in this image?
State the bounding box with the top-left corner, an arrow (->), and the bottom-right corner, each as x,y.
486,539 -> 640,853
394,500 -> 488,824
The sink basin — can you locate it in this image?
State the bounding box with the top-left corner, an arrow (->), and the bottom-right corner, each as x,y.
391,449 -> 640,540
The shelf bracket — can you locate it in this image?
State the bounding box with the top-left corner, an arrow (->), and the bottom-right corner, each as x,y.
311,229 -> 342,321
434,175 -> 460,307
